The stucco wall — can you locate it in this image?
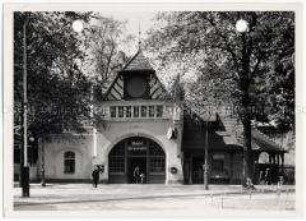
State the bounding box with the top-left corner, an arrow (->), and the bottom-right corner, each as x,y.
94,118 -> 184,184
40,103 -> 185,184
40,134 -> 93,180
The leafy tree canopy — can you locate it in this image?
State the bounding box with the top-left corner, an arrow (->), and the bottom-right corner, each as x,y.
14,11 -> 128,139
146,11 -> 294,131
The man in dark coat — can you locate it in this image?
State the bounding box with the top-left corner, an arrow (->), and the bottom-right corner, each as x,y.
92,166 -> 100,188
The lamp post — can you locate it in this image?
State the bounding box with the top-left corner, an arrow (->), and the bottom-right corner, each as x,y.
22,18 -> 30,197
236,19 -> 252,184
41,139 -> 46,187
203,108 -> 212,190
203,120 -> 209,190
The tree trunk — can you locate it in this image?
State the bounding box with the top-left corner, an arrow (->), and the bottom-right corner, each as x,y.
242,115 -> 254,183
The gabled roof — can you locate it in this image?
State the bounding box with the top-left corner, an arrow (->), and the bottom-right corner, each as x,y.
121,49 -> 154,72
103,49 -> 170,101
251,128 -> 286,153
182,111 -> 285,153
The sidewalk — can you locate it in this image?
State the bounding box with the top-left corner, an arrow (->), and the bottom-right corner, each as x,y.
14,183 -> 295,207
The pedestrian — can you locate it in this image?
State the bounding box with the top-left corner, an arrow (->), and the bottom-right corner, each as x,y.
92,166 -> 100,188
259,170 -> 265,185
133,166 -> 140,184
246,177 -> 256,190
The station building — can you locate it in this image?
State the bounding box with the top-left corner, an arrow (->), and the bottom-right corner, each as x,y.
17,49 -> 287,184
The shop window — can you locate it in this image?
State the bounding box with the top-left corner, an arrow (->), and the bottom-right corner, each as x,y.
64,151 -> 75,174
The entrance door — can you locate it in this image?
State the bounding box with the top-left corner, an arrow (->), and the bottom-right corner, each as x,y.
128,157 -> 147,183
108,137 -> 165,184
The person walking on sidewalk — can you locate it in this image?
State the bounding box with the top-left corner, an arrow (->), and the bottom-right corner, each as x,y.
133,166 -> 140,184
92,166 -> 100,188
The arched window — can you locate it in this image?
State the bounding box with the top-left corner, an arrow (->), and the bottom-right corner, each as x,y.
64,151 -> 75,174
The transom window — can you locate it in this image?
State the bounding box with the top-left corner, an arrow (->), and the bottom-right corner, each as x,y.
64,151 -> 75,174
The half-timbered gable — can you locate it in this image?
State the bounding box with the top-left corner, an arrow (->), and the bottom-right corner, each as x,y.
103,49 -> 169,101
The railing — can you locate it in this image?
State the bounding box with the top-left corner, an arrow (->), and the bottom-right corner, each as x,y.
98,102 -> 183,121
109,105 -> 164,119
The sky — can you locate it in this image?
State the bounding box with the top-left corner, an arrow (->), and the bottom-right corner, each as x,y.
101,11 -> 156,37
95,10 -> 157,55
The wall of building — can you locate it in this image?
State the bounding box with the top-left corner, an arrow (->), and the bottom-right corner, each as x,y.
39,134 -> 94,181
94,118 -> 184,184
40,102 -> 185,184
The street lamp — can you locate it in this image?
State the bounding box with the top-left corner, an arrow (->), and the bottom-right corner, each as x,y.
235,19 -> 249,33
203,108 -> 212,190
22,18 -> 30,197
72,19 -> 84,33
235,18 -> 252,185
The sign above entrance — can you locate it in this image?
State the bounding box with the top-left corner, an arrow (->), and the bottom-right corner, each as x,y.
128,146 -> 147,152
128,139 -> 147,154
131,140 -> 144,146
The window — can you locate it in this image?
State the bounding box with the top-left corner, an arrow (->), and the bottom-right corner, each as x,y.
149,142 -> 165,173
64,151 -> 75,174
149,158 -> 165,173
156,105 -> 163,118
109,105 -> 164,119
126,106 -> 131,118
110,106 -> 117,118
109,157 -> 125,173
109,143 -> 125,173
133,106 -> 139,118
141,106 -> 147,117
118,106 -> 124,118
149,106 -> 155,117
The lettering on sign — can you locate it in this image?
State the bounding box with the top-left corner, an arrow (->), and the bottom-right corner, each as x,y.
128,146 -> 147,152
131,140 -> 144,146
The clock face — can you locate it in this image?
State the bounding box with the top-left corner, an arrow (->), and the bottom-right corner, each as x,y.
126,76 -> 146,98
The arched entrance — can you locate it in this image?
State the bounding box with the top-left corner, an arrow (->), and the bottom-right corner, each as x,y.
108,137 -> 166,184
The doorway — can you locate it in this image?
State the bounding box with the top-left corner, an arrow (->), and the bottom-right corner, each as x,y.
128,157 -> 147,183
108,137 -> 165,184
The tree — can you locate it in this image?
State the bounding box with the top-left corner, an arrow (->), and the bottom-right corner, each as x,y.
77,14 -> 130,103
146,11 -> 294,182
14,12 -> 92,144
14,11 -> 130,138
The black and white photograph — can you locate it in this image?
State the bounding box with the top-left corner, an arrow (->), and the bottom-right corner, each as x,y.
1,1 -> 304,219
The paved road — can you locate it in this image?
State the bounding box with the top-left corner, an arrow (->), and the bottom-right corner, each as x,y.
14,184 -> 295,213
